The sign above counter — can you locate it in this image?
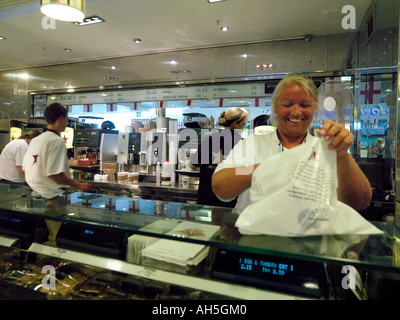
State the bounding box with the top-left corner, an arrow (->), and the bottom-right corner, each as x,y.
46,82 -> 267,105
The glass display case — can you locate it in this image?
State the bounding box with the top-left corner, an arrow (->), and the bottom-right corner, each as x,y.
0,182 -> 399,300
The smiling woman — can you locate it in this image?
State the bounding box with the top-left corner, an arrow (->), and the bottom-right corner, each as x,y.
271,74 -> 319,149
212,73 -> 372,212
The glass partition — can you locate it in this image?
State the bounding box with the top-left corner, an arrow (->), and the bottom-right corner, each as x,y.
0,184 -> 399,274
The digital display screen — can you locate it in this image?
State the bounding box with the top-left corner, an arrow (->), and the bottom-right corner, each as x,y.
236,255 -> 296,282
212,249 -> 323,297
0,215 -> 21,223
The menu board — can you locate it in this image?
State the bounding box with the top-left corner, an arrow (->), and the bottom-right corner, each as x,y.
46,83 -> 266,105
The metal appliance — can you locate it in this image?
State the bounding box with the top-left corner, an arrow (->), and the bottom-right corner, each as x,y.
73,128 -> 118,148
138,114 -> 178,181
117,132 -> 141,165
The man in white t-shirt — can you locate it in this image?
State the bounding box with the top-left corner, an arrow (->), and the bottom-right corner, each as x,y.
0,130 -> 40,183
23,103 -> 91,199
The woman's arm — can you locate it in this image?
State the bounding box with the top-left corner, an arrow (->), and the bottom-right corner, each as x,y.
212,164 -> 259,200
336,152 -> 372,210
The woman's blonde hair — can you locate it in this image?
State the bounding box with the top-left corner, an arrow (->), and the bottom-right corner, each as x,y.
218,107 -> 248,128
270,73 -> 319,126
374,138 -> 384,146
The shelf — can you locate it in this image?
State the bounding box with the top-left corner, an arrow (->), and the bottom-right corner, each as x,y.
175,169 -> 200,177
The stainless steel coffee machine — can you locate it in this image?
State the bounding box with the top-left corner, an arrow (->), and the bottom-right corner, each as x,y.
117,132 -> 141,166
138,109 -> 178,180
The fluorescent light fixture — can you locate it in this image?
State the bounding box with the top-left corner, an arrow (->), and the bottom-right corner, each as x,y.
40,0 -> 86,22
208,0 -> 227,3
73,15 -> 105,26
15,74 -> 29,80
0,36 -> 5,40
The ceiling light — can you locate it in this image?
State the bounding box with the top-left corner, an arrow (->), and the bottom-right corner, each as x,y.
170,60 -> 177,65
220,26 -> 229,31
253,63 -> 276,70
133,38 -> 141,43
40,0 -> 85,22
208,0 -> 227,3
0,36 -> 5,40
64,48 -> 72,52
73,15 -> 105,26
15,74 -> 29,80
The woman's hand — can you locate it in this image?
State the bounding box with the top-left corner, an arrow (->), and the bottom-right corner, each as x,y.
315,120 -> 372,210
315,120 -> 353,157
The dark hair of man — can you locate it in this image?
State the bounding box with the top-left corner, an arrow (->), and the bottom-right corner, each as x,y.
43,103 -> 67,125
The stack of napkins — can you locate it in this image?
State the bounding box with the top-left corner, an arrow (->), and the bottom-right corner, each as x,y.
126,234 -> 159,264
140,221 -> 220,273
141,239 -> 209,268
126,218 -> 180,264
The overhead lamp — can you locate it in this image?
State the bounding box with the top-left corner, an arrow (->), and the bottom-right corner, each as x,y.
40,0 -> 86,22
208,0 -> 227,3
0,36 -> 5,40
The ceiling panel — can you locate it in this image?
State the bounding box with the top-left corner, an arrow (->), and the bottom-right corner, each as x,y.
0,0 -> 376,71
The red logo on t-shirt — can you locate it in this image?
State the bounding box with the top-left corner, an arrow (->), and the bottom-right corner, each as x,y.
32,154 -> 39,165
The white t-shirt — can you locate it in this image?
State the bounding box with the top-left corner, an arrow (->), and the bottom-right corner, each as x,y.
23,130 -> 70,199
213,130 -> 317,210
0,138 -> 28,183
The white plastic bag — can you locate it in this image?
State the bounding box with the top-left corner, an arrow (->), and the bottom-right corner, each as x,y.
235,137 -> 383,236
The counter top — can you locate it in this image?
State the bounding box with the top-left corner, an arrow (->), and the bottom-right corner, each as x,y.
0,182 -> 399,276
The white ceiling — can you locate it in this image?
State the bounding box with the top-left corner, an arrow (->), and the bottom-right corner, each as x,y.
0,0 -> 378,71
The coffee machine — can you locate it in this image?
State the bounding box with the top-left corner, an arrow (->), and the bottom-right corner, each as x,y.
138,109 -> 178,181
73,128 -> 119,168
117,132 -> 141,166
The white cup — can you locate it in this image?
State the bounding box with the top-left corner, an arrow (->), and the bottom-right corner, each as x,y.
182,176 -> 190,189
